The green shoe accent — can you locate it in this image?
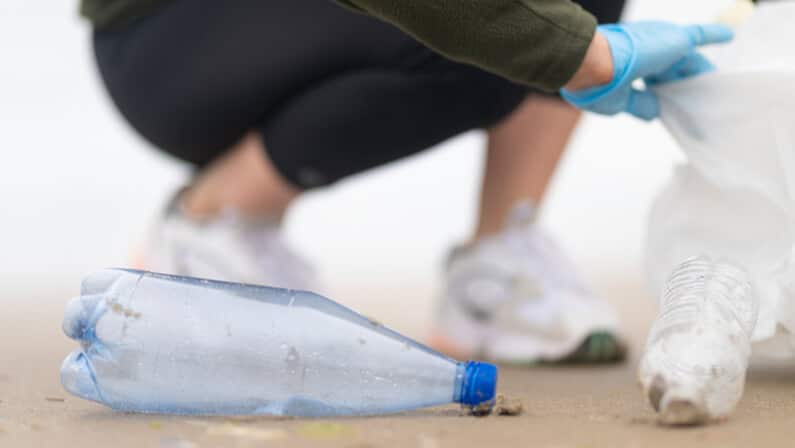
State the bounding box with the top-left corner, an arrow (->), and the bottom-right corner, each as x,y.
553,331 -> 628,364
492,331 -> 628,366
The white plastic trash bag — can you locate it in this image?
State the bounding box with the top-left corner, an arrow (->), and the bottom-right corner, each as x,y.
647,1 -> 795,355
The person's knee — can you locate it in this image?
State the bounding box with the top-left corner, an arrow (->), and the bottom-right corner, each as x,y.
110,85 -> 239,166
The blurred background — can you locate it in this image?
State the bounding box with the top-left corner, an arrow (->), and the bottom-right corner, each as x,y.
0,0 -> 735,338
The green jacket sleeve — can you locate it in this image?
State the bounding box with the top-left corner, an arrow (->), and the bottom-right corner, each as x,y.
335,0 -> 597,91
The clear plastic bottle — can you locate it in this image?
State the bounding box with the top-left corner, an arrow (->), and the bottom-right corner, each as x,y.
638,256 -> 758,424
61,269 -> 497,416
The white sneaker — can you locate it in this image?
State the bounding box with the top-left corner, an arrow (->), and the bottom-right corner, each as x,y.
133,192 -> 317,291
431,202 -> 625,364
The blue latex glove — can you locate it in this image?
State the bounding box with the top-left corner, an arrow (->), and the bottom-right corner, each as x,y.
561,22 -> 734,121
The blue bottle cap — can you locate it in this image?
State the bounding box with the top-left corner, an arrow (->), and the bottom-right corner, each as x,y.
459,361 -> 498,407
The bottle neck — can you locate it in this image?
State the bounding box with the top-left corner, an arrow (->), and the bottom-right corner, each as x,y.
453,361 -> 498,407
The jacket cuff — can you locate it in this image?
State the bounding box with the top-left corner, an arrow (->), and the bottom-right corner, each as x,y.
533,14 -> 597,91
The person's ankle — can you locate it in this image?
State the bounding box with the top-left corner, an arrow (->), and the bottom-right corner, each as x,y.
179,185 -> 290,222
179,185 -> 219,219
471,199 -> 538,243
177,131 -> 300,221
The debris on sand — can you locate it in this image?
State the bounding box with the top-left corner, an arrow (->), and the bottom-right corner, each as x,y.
466,394 -> 524,417
45,397 -> 65,402
468,400 -> 494,417
494,395 -> 524,416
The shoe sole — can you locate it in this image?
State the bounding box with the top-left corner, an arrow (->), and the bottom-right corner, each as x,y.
540,331 -> 628,365
428,330 -> 628,365
130,244 -> 147,270
427,331 -> 475,361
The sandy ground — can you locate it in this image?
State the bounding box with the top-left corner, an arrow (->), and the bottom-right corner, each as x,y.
2,276 -> 795,448
3,2 -> 786,446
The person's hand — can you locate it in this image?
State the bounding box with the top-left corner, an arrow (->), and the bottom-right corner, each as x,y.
561,22 -> 734,120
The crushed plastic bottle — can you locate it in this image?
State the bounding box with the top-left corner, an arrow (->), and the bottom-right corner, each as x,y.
642,0 -> 795,424
61,269 -> 497,416
638,256 -> 757,424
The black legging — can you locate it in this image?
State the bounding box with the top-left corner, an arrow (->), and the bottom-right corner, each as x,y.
93,0 -> 624,188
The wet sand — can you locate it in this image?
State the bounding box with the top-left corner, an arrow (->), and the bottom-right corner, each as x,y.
2,276 -> 794,447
